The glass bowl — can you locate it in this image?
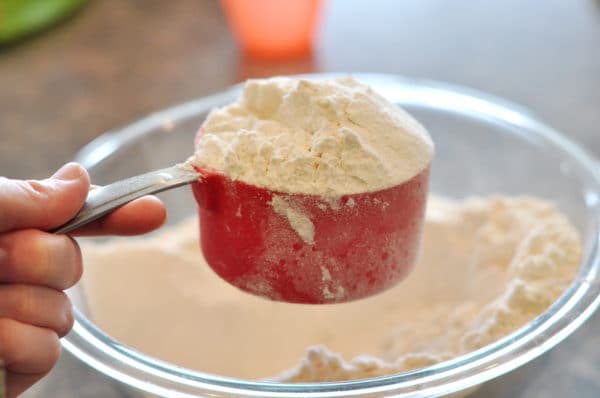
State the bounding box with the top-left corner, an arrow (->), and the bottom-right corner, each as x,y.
63,73 -> 600,397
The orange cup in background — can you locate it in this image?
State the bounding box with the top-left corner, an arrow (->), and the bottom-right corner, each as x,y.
220,0 -> 322,60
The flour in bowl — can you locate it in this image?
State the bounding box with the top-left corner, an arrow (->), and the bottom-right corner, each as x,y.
79,195 -> 581,381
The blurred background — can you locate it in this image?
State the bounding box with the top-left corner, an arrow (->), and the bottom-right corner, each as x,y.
1,0 -> 599,397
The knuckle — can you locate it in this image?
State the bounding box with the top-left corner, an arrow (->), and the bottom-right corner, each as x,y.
13,285 -> 34,320
52,235 -> 82,289
0,318 -> 61,373
4,230 -> 51,283
61,310 -> 75,338
46,333 -> 62,368
0,236 -> 21,282
0,232 -> 82,290
19,180 -> 54,227
25,233 -> 79,289
0,318 -> 16,348
24,180 -> 52,201
66,238 -> 83,288
34,233 -> 54,282
56,293 -> 74,337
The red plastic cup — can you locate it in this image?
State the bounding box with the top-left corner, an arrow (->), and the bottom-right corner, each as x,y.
192,165 -> 430,304
220,0 -> 322,60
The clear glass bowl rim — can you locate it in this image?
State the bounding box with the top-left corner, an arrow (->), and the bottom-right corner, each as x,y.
62,73 -> 600,398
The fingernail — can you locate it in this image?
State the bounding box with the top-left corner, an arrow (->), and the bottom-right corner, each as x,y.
52,162 -> 84,181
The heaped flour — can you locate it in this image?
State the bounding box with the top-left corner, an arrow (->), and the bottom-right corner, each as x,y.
190,77 -> 433,196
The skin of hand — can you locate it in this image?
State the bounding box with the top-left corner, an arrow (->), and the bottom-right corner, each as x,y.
0,163 -> 167,397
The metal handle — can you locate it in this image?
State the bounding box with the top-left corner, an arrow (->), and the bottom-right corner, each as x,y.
52,165 -> 201,234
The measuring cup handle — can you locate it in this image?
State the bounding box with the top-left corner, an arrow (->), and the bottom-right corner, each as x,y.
51,165 -> 200,234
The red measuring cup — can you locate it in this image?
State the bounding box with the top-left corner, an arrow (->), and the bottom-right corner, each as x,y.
191,163 -> 430,304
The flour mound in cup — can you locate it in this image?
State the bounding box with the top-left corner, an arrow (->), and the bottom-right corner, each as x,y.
190,76 -> 434,196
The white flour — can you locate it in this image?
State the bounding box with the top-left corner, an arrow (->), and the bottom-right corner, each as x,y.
79,195 -> 581,381
270,195 -> 315,244
190,77 -> 433,196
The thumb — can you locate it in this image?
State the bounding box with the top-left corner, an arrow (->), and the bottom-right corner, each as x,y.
0,163 -> 90,233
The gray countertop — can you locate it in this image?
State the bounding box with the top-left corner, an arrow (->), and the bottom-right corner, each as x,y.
1,0 -> 599,396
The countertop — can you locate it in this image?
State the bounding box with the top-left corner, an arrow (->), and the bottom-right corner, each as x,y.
1,0 -> 599,396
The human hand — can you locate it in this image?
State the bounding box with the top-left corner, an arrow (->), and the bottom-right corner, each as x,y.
0,163 -> 167,397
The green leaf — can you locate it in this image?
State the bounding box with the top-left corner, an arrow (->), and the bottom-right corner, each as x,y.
0,0 -> 87,44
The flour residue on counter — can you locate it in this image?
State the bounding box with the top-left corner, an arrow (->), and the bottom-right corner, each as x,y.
79,195 -> 581,381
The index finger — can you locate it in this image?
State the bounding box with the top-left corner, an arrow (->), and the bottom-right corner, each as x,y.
70,195 -> 167,236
